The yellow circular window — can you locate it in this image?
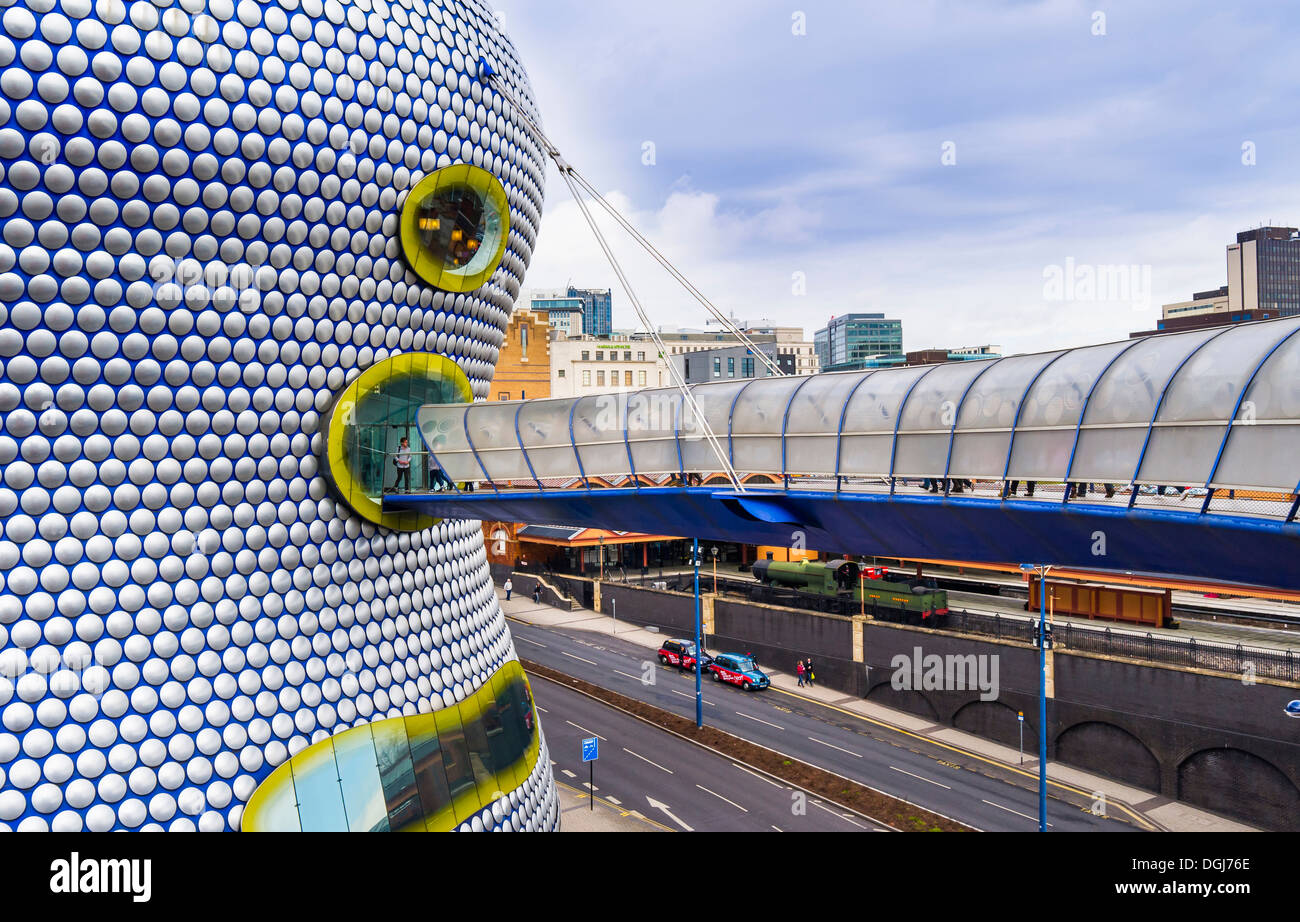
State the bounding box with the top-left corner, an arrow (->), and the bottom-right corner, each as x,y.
321,353 -> 473,531
399,164 -> 510,292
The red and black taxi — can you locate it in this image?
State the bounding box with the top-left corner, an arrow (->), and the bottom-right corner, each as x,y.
657,638 -> 713,672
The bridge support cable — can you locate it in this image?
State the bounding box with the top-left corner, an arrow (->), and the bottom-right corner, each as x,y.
555,165 -> 745,491
483,68 -> 785,379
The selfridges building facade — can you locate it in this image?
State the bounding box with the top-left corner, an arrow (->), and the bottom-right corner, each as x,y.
0,0 -> 558,831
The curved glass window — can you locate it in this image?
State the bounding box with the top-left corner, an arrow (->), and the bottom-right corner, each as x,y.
399,164 -> 510,292
322,352 -> 473,530
243,661 -> 540,832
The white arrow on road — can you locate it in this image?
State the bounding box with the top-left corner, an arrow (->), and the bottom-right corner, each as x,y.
646,796 -> 694,832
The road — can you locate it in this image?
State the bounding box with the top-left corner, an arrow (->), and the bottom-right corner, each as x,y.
533,674 -> 881,831
511,614 -> 1139,832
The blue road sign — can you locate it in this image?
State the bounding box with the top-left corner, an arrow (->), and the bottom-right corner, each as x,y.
581,737 -> 599,761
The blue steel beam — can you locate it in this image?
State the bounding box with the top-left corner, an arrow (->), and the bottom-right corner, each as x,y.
388,487 -> 1300,591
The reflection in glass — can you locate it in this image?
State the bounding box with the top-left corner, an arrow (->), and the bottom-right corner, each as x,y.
291,743 -> 348,832
374,719 -> 422,832
243,663 -> 540,832
333,724 -> 390,832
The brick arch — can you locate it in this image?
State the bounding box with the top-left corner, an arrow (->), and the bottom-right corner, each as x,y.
1178,747 -> 1300,831
1056,720 -> 1160,792
865,678 -> 940,722
952,699 -> 1033,754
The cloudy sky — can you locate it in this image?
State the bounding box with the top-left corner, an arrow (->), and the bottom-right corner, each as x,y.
499,0 -> 1300,355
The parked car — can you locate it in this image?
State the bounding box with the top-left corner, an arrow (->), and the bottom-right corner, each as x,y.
657,638 -> 713,672
707,653 -> 770,691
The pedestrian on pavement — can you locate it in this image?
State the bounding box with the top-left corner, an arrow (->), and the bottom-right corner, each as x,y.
805,656 -> 815,688
796,660 -> 806,687
532,584 -> 542,604
504,578 -> 513,601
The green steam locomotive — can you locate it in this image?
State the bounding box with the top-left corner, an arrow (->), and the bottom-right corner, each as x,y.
750,557 -> 950,625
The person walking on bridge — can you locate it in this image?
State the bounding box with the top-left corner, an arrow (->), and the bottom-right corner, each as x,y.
504,578 -> 513,601
391,437 -> 412,492
805,656 -> 816,688
796,659 -> 806,687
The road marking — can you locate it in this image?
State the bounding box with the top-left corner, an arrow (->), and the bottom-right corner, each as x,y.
565,720 -> 606,741
769,685 -> 1152,830
808,736 -> 862,757
696,784 -> 749,813
731,762 -> 784,789
810,799 -> 866,829
735,711 -> 784,730
606,796 -> 622,805
561,651 -> 598,666
583,782 -> 598,791
561,769 -> 575,778
613,670 -> 640,681
623,748 -> 673,774
517,636 -> 547,647
671,689 -> 714,706
771,825 -> 783,832
535,705 -> 548,713
982,799 -> 1053,827
890,765 -> 952,789
646,796 -> 693,832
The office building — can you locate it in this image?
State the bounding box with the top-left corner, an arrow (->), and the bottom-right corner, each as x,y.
566,286 -> 614,337
814,313 -> 904,371
1132,227 -> 1300,337
550,336 -> 666,397
904,345 -> 1002,366
530,294 -> 584,338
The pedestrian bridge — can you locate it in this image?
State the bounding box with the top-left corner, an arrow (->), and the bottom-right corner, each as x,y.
386,319 -> 1300,590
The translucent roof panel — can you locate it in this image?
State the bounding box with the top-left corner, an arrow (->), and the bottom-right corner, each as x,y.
732,376 -> 806,435
1208,325 -> 1300,490
1017,340 -> 1134,429
1154,320 -> 1300,423
516,397 -> 581,480
956,352 -> 1064,431
898,361 -> 991,432
1081,328 -> 1221,426
785,371 -> 871,436
841,365 -> 932,434
573,394 -> 635,478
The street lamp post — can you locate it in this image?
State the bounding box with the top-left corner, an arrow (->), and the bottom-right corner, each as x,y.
1019,562 -> 1050,832
693,537 -> 703,728
711,545 -> 718,594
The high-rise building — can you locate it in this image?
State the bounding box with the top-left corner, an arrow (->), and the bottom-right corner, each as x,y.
814,313 -> 904,371
1131,226 -> 1299,337
1229,227 -> 1300,317
566,286 -> 614,337
530,295 -> 584,338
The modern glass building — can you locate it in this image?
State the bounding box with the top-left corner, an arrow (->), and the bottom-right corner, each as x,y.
0,0 -> 558,832
814,313 -> 904,371
566,287 -> 614,337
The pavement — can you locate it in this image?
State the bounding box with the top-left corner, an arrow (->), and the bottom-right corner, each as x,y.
501,591 -> 1255,833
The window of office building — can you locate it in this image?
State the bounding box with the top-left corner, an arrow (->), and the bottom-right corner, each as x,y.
519,325 -> 527,359
727,357 -> 735,377
713,357 -> 721,378
742,358 -> 754,377
597,370 -> 605,386
637,352 -> 645,361
581,351 -> 590,360
582,370 -> 591,386
498,392 -> 509,400
595,351 -> 603,361
557,369 -> 565,378
624,371 -> 632,386
638,371 -> 646,386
